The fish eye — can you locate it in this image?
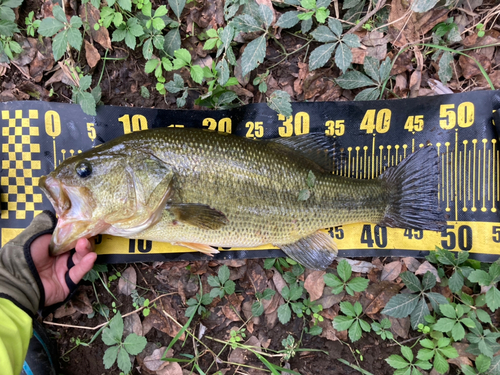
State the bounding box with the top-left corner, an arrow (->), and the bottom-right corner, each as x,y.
75,160 -> 92,178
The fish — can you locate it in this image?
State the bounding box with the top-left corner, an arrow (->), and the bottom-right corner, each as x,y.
39,127 -> 445,270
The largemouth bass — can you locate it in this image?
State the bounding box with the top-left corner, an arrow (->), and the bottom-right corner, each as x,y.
39,128 -> 444,270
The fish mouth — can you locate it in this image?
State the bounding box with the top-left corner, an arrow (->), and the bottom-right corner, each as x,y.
39,175 -> 100,256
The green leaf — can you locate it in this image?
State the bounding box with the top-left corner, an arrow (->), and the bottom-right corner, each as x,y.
469,270 -> 492,287
349,320 -> 362,342
342,33 -> 361,48
335,70 -> 374,89
289,283 -> 303,301
276,11 -> 300,28
311,25 -> 337,42
103,345 -> 119,369
267,90 -> 292,117
426,292 -> 449,311
354,301 -> 363,316
155,5 -> 168,17
209,287 -> 222,298
301,17 -> 313,33
112,28 -> 126,42
252,301 -> 264,316
354,87 -> 380,101
400,272 -> 422,292
298,189 -> 310,201
417,348 -> 434,361
386,354 -> 410,370
476,309 -> 492,324
216,59 -> 229,86
415,360 -> 432,371
476,354 -> 491,373
421,271 -> 436,290
69,15 -> 82,29
78,92 -> 97,116
278,303 -> 292,324
334,43 -> 352,73
419,338 -> 435,349
439,345 -> 458,359
204,38 -> 217,50
309,43 -> 336,70
190,65 -> 204,84
308,325 -> 322,336
327,17 -> 342,37
174,48 -> 191,64
145,58 -> 160,74
117,346 -> 132,373
439,304 -> 456,319
401,346 -> 414,363
164,28 -> 181,56
79,75 -> 92,91
207,275 -> 220,287
340,301 -> 356,317
410,297 -> 430,329
438,51 -> 453,83
38,17 -> 64,37
118,0 -> 132,11
2,0 -> 23,8
324,273 -> 342,287
123,333 -> 147,355
232,14 -> 262,32
152,17 -> 165,31
434,317 -> 456,333
66,27 -> 82,50
363,56 -> 380,82
124,31 -> 136,50
359,318 -> 371,332
449,271 -> 464,293
259,4 -> 273,27
218,265 -> 230,285
337,259 -> 352,282
52,5 -> 67,24
224,280 -> 236,295
486,287 -> 500,312
297,11 -> 314,21
168,0 -> 186,18
220,24 -> 234,51
382,294 -> 420,318
451,322 -> 466,341
315,7 -> 329,23
241,34 -> 266,76
333,315 -> 354,331
411,0 -> 440,13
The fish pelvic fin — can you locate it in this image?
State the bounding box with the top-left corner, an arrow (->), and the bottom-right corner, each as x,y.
277,230 -> 338,271
379,146 -> 446,231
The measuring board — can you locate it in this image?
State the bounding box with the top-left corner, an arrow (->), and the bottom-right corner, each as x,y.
1,90 -> 499,263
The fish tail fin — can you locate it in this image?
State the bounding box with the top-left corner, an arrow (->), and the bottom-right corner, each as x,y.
379,146 -> 446,231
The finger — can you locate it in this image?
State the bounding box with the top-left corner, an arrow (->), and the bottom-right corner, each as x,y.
72,237 -> 95,263
68,252 -> 97,284
29,234 -> 52,264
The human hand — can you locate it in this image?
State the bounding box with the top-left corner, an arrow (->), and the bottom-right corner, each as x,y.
31,235 -> 97,306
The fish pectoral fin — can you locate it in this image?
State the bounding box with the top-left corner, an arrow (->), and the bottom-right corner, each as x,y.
168,203 -> 229,230
173,242 -> 220,255
277,231 -> 338,271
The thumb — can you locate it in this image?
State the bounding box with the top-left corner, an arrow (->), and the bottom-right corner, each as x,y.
68,252 -> 97,284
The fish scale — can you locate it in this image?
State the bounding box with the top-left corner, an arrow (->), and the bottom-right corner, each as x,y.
39,127 -> 445,270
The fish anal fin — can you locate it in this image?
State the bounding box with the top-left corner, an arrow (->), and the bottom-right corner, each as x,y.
277,231 -> 338,271
169,203 -> 228,230
174,242 -> 220,255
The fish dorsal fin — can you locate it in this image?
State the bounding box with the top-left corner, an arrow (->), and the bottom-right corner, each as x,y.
277,231 -> 338,270
168,203 -> 229,230
267,133 -> 343,173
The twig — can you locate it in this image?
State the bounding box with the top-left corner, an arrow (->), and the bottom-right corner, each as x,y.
387,334 -> 425,347
43,293 -> 173,330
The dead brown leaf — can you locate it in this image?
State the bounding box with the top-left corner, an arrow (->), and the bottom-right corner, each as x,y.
157,362 -> 183,375
304,270 -> 326,301
142,297 -> 184,339
84,40 -> 100,68
222,294 -> 244,322
293,62 -> 308,95
459,52 -> 491,79
475,70 -> 500,89
71,290 -> 93,315
363,281 -> 402,316
340,258 -> 377,273
143,347 -> 171,372
402,257 -> 421,272
124,312 -> 143,337
246,261 -> 267,293
80,3 -> 112,50
318,318 -> 340,341
381,261 -> 402,281
118,266 -> 137,296
415,261 -> 440,282
272,269 -> 287,296
387,316 -> 410,339
448,343 -> 474,368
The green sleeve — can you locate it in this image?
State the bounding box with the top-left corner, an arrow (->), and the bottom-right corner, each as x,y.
0,298 -> 33,375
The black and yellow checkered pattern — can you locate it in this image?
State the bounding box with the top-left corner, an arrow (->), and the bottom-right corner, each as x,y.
1,109 -> 43,220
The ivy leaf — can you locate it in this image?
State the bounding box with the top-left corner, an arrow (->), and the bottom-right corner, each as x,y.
267,90 -> 292,117
168,0 -> 185,18
334,42 -> 352,73
354,87 -> 379,101
335,70 -> 374,89
327,17 -> 342,37
276,11 -> 300,28
449,271 -> 464,294
301,17 -> 313,33
382,294 -> 420,318
363,56 -> 380,82
259,4 -> 273,27
309,43 -> 335,70
232,14 -> 262,32
164,27 -> 181,56
311,25 -> 337,42
241,34 -> 266,76
379,57 -> 392,82
342,33 -> 361,48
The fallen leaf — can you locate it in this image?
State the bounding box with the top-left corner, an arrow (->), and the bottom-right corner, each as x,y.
157,362 -> 183,375
124,312 -> 143,337
80,3 -> 112,50
247,261 -> 267,293
402,257 -> 421,272
272,269 -> 287,295
304,270 -> 326,301
363,281 -> 402,316
143,347 -> 171,371
381,261 -> 402,281
318,318 -> 340,341
387,316 -> 410,339
459,52 -> 491,79
338,258 -> 376,273
293,62 -> 308,94
316,289 -> 344,309
415,261 -> 440,282
118,266 -> 137,296
71,290 -> 93,315
84,40 -> 100,68
142,297 -> 184,339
